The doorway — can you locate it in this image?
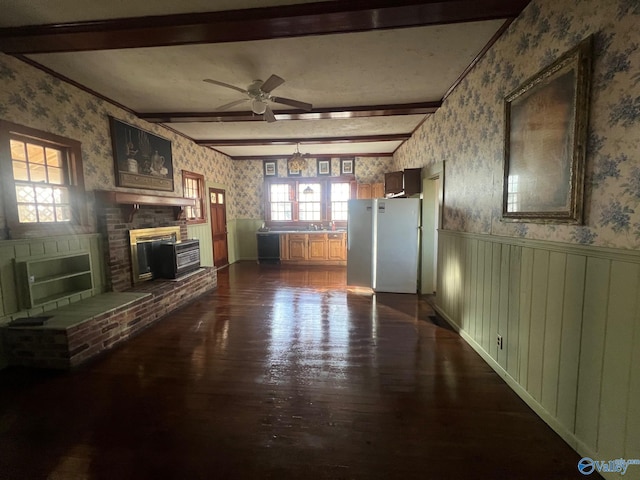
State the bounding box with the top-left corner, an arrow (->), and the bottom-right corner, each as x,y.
421,163 -> 444,295
209,188 -> 229,268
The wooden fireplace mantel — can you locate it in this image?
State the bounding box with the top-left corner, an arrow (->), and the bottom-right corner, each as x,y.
95,190 -> 195,221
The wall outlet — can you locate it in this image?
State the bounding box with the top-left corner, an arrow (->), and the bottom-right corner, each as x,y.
497,334 -> 503,350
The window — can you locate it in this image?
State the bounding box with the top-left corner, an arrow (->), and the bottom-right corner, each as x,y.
11,138 -> 70,223
270,183 -> 293,221
182,170 -> 205,223
265,177 -> 354,225
298,182 -> 321,221
330,182 -> 350,221
0,121 -> 87,237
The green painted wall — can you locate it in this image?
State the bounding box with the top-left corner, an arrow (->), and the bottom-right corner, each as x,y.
235,219 -> 263,261
187,222 -> 213,267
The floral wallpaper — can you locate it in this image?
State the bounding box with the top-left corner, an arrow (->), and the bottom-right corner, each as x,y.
0,52 -> 237,235
394,0 -> 640,250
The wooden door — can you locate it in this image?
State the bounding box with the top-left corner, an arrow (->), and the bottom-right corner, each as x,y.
209,188 -> 229,268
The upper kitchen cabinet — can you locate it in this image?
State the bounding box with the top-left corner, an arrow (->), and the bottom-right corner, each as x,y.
357,183 -> 384,199
384,168 -> 422,198
384,171 -> 404,196
403,168 -> 422,197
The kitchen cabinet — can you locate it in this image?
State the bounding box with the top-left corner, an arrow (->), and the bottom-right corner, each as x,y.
288,234 -> 308,261
327,233 -> 347,260
357,183 -> 372,199
384,171 -> 404,196
384,168 -> 422,197
357,182 -> 384,199
279,232 -> 346,265
371,183 -> 385,199
404,168 -> 422,196
308,234 -> 328,260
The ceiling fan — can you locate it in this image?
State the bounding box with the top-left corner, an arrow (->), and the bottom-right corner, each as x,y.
203,74 -> 312,122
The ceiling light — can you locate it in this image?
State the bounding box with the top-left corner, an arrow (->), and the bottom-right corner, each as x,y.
251,99 -> 267,115
303,185 -> 314,195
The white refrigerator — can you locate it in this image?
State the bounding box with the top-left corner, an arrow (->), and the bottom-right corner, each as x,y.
347,198 -> 420,293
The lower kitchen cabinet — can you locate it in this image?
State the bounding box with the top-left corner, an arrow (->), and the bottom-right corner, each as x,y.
288,234 -> 308,261
327,233 -> 346,261
308,234 -> 328,260
279,232 -> 346,265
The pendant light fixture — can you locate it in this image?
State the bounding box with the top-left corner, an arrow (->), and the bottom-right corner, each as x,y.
287,143 -> 308,173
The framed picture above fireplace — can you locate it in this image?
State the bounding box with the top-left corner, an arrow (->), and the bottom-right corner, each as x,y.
109,117 -> 174,191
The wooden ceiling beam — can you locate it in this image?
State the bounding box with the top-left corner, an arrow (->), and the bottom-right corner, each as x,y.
195,134 -> 410,146
230,152 -> 393,160
138,102 -> 441,123
0,0 -> 531,54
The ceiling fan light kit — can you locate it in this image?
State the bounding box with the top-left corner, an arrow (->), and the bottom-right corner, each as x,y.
203,74 -> 312,123
251,99 -> 268,115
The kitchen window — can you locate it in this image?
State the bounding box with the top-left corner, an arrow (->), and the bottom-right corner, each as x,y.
330,182 -> 350,221
298,182 -> 321,221
182,170 -> 205,224
265,177 -> 354,225
0,121 -> 87,238
269,183 -> 293,221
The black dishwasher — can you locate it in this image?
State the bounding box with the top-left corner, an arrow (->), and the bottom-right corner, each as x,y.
257,233 -> 280,264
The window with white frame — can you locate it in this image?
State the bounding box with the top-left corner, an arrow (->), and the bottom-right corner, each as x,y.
265,177 -> 353,224
330,182 -> 350,221
270,183 -> 293,221
298,182 -> 321,221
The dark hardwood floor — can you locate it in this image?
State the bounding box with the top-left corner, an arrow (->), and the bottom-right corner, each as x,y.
0,262 -> 588,479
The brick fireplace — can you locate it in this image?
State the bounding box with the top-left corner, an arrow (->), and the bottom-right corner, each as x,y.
3,192 -> 217,369
94,190 -> 211,292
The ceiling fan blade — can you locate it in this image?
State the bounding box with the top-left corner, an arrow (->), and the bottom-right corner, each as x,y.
260,74 -> 285,93
215,99 -> 249,111
203,78 -> 247,94
263,106 -> 277,123
270,96 -> 312,111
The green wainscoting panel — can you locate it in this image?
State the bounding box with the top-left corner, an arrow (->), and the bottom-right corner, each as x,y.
435,230 -> 640,468
489,242 -> 501,361
187,223 -> 214,267
627,303 -> 640,459
528,249 -> 550,402
226,219 -> 238,265
598,261 -> 639,460
518,247 -> 534,388
236,219 -> 264,261
556,254 -> 585,433
575,257 -> 610,452
541,251 -> 566,415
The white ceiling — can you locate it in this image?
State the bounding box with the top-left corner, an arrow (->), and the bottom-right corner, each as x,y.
0,1 -> 528,159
